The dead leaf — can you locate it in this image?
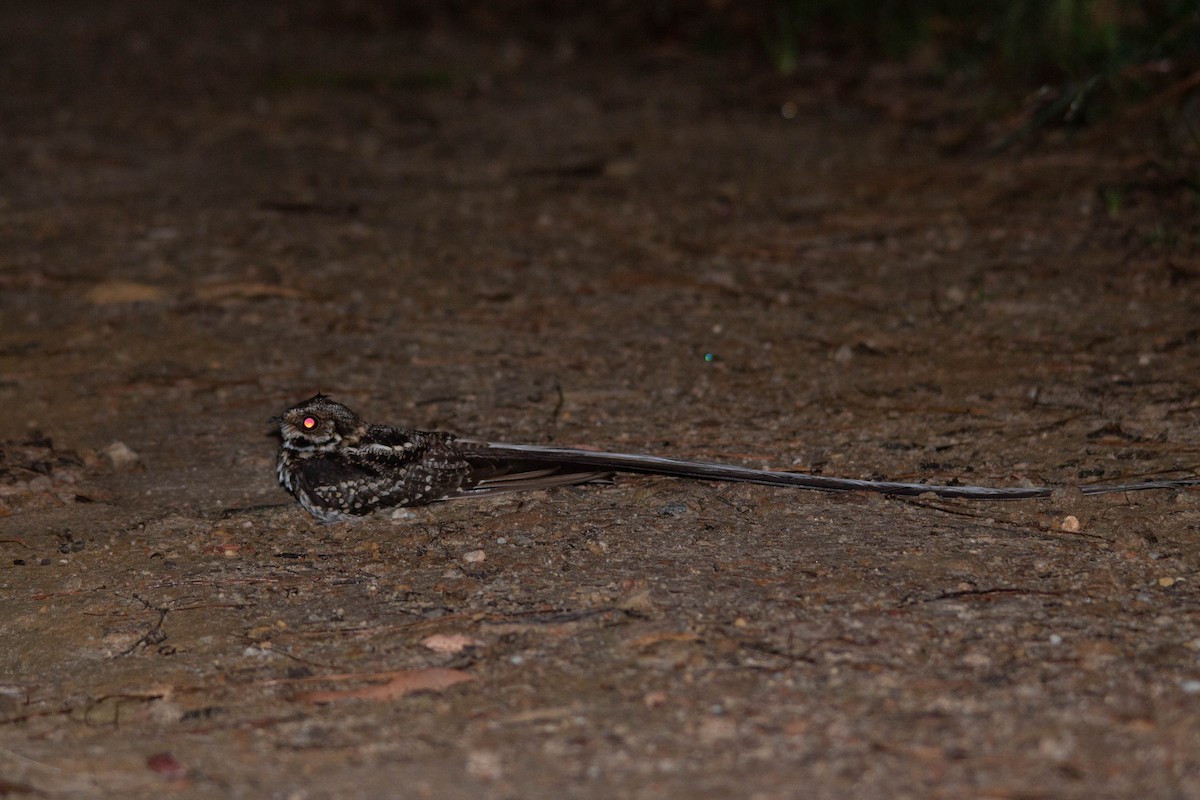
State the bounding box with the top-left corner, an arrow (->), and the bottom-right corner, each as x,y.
0,778 -> 37,794
194,281 -> 301,301
625,631 -> 701,650
85,281 -> 168,304
146,751 -> 188,779
297,668 -> 473,704
421,633 -> 485,653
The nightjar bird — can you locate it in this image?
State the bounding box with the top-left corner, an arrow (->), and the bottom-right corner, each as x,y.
274,394 -> 1200,522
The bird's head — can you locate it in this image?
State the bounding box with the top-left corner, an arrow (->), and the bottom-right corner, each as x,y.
273,394 -> 365,451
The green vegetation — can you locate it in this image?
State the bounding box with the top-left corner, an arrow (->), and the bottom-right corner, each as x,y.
768,0 -> 1199,86
768,0 -> 1199,171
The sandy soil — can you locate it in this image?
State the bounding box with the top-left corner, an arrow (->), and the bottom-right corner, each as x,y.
3,3 -> 1200,797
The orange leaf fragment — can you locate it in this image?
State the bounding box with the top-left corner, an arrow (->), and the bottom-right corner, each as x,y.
298,668 -> 473,704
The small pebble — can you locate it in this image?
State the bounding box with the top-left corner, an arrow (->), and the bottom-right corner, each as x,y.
462,549 -> 486,564
1059,515 -> 1081,532
103,441 -> 141,470
643,691 -> 668,708
466,749 -> 503,781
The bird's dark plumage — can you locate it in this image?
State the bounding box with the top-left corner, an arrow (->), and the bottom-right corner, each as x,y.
275,395 -> 1200,521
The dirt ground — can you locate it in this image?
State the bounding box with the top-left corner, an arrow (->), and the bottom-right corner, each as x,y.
3,3 -> 1200,798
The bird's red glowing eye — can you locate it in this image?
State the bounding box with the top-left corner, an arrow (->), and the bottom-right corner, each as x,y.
302,417 -> 317,429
